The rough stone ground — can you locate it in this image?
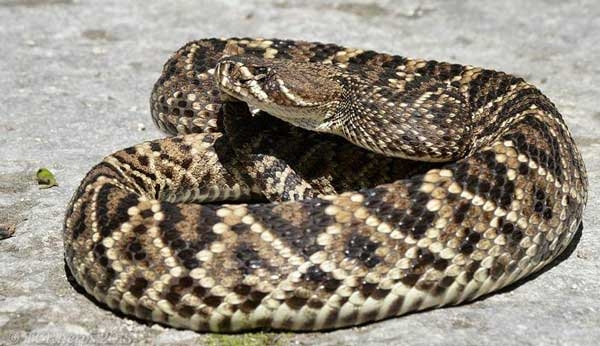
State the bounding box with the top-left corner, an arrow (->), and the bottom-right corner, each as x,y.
1,0 -> 599,345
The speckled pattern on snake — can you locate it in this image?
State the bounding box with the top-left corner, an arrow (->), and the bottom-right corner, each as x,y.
63,38 -> 588,332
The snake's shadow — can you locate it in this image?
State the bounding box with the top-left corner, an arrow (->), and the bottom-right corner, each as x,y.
481,222 -> 583,295
63,222 -> 583,334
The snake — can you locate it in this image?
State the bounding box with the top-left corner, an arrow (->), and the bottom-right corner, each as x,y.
63,38 -> 588,332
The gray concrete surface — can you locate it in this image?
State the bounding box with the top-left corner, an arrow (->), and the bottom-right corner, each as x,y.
1,0 -> 599,345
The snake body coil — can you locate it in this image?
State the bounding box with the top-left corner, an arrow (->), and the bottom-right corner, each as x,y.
64,38 -> 587,331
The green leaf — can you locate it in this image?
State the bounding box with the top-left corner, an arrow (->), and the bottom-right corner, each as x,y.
36,168 -> 58,189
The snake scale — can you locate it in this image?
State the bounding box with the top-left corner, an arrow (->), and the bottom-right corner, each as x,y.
63,38 -> 588,332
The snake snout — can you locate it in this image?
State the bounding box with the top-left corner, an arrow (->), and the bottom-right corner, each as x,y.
214,59 -> 235,85
215,58 -> 273,105
216,57 -> 271,85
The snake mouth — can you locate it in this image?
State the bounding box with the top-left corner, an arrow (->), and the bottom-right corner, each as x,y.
215,59 -> 270,112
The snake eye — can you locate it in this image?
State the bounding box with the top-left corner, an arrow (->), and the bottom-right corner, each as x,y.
253,66 -> 270,79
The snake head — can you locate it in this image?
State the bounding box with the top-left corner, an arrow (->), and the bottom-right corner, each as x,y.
215,56 -> 344,131
215,55 -> 471,161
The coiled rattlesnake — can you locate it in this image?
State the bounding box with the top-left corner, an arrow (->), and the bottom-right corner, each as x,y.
64,38 -> 588,331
